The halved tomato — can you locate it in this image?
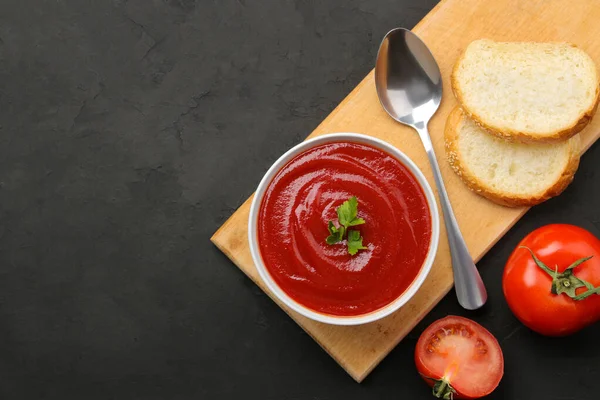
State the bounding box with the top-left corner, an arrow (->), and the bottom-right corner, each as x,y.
415,316 -> 504,399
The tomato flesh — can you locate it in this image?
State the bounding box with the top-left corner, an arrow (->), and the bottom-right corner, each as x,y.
415,316 -> 504,399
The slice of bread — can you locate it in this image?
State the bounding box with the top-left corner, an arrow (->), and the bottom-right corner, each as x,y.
445,107 -> 580,207
452,39 -> 600,143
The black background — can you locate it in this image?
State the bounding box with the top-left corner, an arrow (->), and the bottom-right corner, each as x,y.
1,1 -> 599,399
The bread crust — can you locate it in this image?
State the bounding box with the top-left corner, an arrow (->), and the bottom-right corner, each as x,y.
451,41 -> 600,144
444,107 -> 581,207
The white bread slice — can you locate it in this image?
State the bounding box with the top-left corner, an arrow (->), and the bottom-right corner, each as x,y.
445,107 -> 580,207
452,39 -> 600,143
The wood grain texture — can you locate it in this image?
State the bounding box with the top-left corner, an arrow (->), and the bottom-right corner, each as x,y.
211,0 -> 600,382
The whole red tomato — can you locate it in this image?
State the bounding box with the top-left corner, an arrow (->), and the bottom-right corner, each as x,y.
415,316 -> 504,399
503,224 -> 600,336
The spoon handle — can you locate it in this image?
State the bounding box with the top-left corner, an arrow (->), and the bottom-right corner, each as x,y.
416,126 -> 488,310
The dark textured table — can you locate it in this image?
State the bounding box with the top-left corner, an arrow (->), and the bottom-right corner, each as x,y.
1,1 -> 600,399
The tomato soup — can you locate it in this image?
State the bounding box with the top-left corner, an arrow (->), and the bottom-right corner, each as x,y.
257,141 -> 431,316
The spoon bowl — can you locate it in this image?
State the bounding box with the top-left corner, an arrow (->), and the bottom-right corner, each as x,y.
375,27 -> 487,310
375,28 -> 442,126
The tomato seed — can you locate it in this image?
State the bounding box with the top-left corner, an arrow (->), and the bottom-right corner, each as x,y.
475,339 -> 488,355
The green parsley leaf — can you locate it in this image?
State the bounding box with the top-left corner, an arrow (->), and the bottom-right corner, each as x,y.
347,230 -> 367,256
326,196 -> 368,256
348,217 -> 365,227
326,221 -> 345,245
337,196 -> 359,227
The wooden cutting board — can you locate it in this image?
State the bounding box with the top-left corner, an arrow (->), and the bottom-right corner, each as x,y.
211,0 -> 600,382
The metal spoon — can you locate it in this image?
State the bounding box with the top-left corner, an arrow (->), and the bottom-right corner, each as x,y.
374,27 -> 487,310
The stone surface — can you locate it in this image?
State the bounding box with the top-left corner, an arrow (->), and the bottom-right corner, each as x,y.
0,0 -> 599,399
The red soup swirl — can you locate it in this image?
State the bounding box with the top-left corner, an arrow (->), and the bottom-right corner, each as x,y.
258,141 -> 432,316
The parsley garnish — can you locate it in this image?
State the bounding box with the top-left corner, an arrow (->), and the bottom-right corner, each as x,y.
326,221 -> 345,245
347,229 -> 368,255
326,196 -> 368,255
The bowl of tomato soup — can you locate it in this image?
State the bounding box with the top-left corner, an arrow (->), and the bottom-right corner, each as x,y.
248,133 -> 440,325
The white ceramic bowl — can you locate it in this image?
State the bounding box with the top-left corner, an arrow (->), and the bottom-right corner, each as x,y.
248,133 -> 440,325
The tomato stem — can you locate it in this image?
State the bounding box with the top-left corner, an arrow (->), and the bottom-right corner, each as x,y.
432,378 -> 455,400
574,286 -> 600,300
520,246 -> 600,300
